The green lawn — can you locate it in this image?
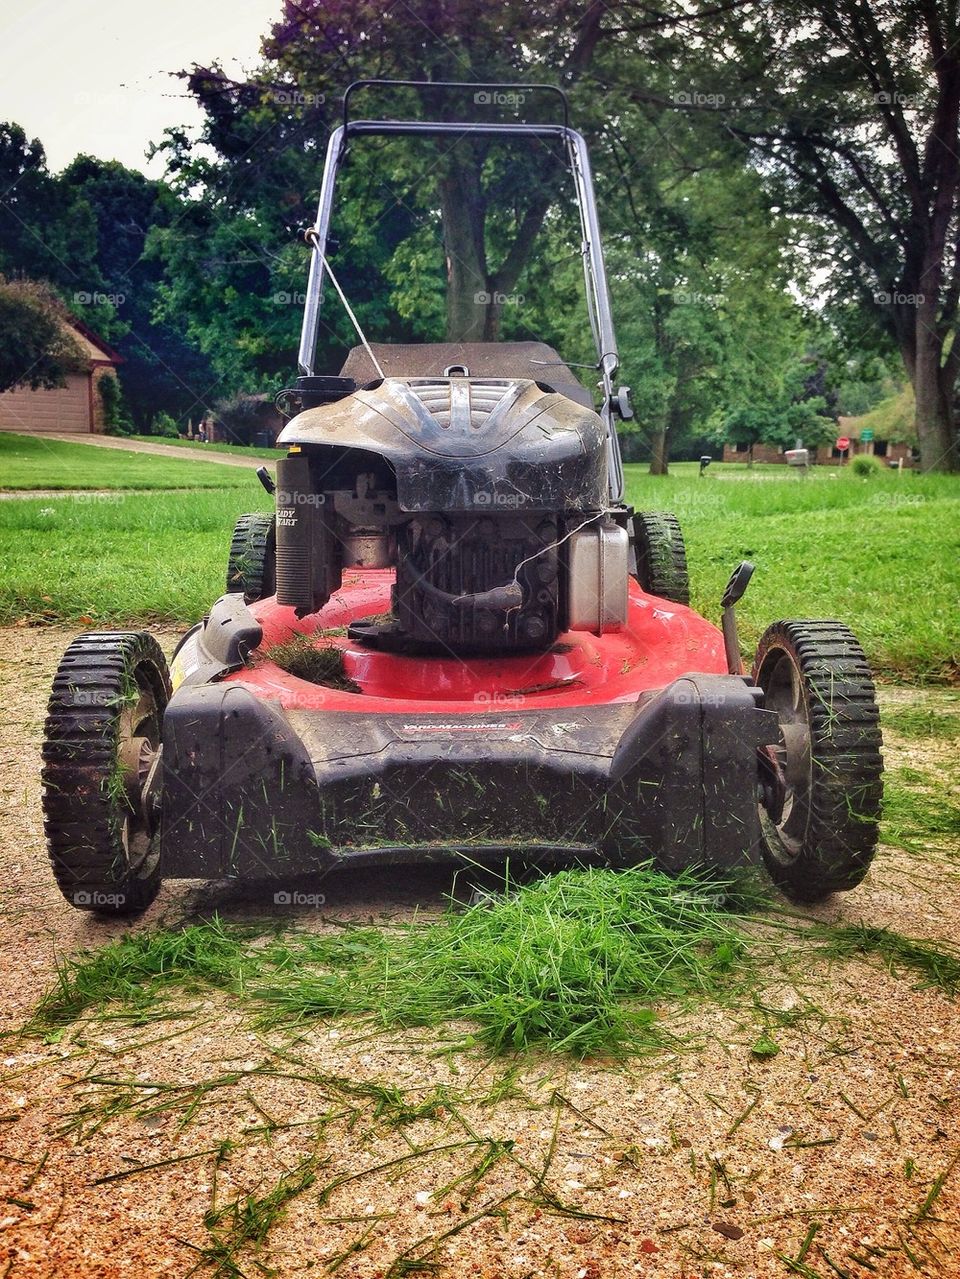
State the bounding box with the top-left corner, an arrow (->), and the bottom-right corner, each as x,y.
624,463 -> 960,681
0,454 -> 956,681
0,432 -> 256,490
0,488 -> 270,625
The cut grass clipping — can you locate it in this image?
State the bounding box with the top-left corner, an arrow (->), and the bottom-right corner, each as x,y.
35,867 -> 761,1057
32,867 -> 960,1057
265,634 -> 360,693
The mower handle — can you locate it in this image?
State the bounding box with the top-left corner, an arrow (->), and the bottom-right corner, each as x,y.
342,79 -> 570,130
299,98 -> 626,503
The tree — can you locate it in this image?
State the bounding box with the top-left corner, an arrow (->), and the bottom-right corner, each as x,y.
257,2 -> 612,341
540,136 -> 805,472
0,277 -> 83,394
712,0 -> 960,471
0,125 -> 101,295
57,155 -> 217,430
0,130 -> 216,430
153,0 -> 821,448
160,0 -> 737,365
716,357 -> 838,462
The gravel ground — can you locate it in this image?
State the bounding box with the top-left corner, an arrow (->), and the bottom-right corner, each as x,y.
1,627 -> 958,1279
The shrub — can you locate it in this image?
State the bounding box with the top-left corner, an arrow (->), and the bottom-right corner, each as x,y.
851,453 -> 883,477
213,392 -> 283,445
98,371 -> 134,435
0,277 -> 85,394
151,411 -> 181,438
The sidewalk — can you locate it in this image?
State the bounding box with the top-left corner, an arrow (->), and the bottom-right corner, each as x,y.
46,433 -> 268,470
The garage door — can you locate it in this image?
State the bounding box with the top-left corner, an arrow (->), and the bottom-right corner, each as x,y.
0,373 -> 90,433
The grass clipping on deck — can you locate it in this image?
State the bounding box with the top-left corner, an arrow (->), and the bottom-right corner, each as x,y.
34,867 -> 762,1057
266,634 -> 360,693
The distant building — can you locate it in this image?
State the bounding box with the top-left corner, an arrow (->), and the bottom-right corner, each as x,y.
722,437 -> 915,466
0,317 -> 121,435
722,388 -> 918,467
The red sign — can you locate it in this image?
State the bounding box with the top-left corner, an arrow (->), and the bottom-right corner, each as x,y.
836,436 -> 851,451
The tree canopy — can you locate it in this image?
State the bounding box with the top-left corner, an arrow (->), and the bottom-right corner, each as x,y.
0,1 -> 953,469
0,277 -> 83,394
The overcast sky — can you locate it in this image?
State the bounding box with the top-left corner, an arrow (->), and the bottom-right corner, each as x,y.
1,0 -> 280,177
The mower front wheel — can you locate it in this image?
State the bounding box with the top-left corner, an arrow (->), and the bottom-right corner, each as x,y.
753,620 -> 883,901
42,632 -> 170,914
632,512 -> 690,605
227,512 -> 276,602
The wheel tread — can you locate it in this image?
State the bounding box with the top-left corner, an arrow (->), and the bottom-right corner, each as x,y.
753,619 -> 883,901
41,632 -> 169,914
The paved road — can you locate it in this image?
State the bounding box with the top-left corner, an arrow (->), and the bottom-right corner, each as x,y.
46,432 -> 270,470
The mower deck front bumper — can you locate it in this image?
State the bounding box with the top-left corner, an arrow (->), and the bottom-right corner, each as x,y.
159,673 -> 779,880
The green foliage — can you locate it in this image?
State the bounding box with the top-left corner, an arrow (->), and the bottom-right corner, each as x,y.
845,386 -> 917,445
150,412 -> 181,438
0,276 -> 84,394
717,357 -> 837,456
0,125 -> 101,295
851,454 -> 883,476
0,130 -> 215,428
701,0 -> 957,469
97,371 -> 133,435
817,924 -> 960,996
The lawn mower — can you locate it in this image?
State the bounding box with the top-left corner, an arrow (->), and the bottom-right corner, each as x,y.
41,82 -> 883,914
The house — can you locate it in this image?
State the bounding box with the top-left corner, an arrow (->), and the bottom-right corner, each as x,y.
0,317 -> 121,435
722,386 -> 917,467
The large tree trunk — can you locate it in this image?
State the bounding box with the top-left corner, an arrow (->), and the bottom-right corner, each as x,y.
913,348 -> 956,470
437,145 -> 554,344
649,426 -> 670,475
437,162 -> 488,342
906,307 -> 959,471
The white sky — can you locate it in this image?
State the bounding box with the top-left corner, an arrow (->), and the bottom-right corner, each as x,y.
0,0 -> 281,177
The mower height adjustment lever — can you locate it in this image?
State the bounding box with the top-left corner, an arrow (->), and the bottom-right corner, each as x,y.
720,560 -> 755,675
256,466 -> 276,496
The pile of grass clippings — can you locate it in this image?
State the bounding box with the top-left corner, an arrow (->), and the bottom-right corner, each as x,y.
251,865 -> 764,1056
32,866 -> 763,1057
265,634 -> 360,692
32,864 -> 960,1059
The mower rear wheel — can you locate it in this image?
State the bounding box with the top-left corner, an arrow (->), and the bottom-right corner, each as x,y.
632,512 -> 690,605
753,620 -> 883,902
227,513 -> 276,602
42,632 -> 170,914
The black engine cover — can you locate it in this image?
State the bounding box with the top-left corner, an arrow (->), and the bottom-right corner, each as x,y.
278,376 -> 608,513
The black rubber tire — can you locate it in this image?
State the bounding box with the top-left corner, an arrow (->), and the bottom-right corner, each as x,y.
753,620 -> 883,902
41,632 -> 170,914
227,513 -> 276,603
632,512 -> 690,605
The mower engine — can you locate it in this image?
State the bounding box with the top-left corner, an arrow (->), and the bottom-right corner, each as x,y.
274,372 -> 629,652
